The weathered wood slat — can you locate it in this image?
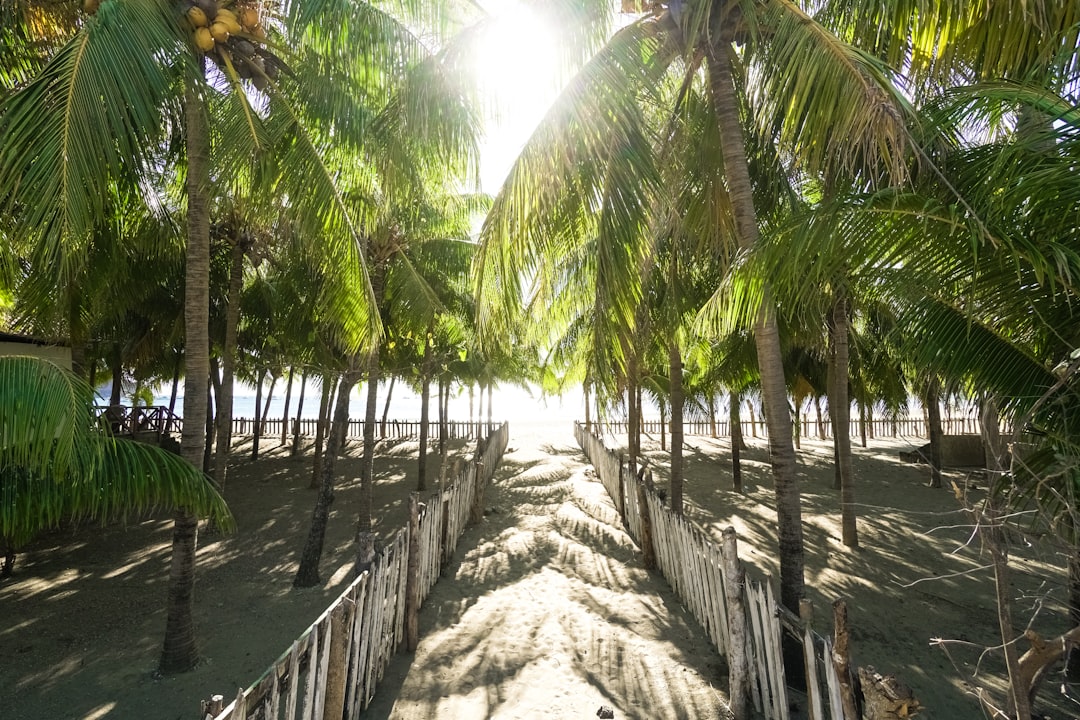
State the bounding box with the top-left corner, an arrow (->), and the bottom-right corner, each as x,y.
824,636 -> 845,720
804,627 -> 824,720
300,622 -> 319,720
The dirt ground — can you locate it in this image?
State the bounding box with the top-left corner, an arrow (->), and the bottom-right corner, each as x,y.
0,435 -> 474,720
2,425 -> 1076,719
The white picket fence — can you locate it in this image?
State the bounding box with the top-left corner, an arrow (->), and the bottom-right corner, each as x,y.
575,422 -> 849,720
209,422 -> 510,720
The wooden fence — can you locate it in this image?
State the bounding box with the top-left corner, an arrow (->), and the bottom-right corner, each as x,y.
209,422 -> 511,720
233,417 -> 493,442
597,414 -> 986,440
575,422 -> 852,720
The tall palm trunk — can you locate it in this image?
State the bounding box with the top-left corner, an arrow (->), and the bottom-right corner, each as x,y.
418,337 -> 433,491
669,343 -> 684,515
730,390 -> 743,493
380,375 -> 395,438
708,39 -> 804,611
260,374 -> 277,434
310,376 -> 334,489
167,353 -> 181,421
251,369 -> 265,459
294,368 -> 361,587
160,80 -> 210,675
213,240 -> 243,491
627,352 -> 641,480
109,345 -> 123,405
280,366 -> 295,445
925,376 -> 944,488
831,287 -> 857,548
291,370 -> 307,457
357,268 -> 385,534
584,382 -> 592,431
438,375 -> 447,457
203,370 -> 215,472
487,383 -> 493,428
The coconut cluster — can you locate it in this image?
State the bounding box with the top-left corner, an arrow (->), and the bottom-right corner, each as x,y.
186,0 -> 278,88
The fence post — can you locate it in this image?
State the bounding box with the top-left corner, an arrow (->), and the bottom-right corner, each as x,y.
324,603 -> 350,718
832,599 -> 859,720
469,462 -> 486,525
617,454 -> 626,522
722,527 -> 749,720
636,475 -> 656,571
405,493 -> 421,652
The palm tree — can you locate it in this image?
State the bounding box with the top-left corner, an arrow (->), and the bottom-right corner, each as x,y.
479,2 -> 911,611
0,0 -> 484,671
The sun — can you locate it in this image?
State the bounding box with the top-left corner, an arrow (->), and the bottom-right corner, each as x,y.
470,1 -> 560,192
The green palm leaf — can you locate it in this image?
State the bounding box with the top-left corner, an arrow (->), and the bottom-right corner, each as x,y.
1,356 -> 232,546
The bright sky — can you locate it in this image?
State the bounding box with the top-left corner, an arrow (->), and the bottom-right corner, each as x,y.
468,0 -> 561,192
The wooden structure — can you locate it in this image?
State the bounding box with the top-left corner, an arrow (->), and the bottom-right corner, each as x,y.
576,422 -> 860,720
597,414 -> 991,440
211,422 -> 510,720
232,417 -> 493,442
93,405 -> 181,440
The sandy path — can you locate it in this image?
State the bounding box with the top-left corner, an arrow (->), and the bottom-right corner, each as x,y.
365,429 -> 729,720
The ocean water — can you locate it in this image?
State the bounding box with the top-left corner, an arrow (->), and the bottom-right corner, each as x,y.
145,379 -> 585,432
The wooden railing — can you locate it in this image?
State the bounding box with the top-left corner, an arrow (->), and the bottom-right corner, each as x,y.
209,422 -> 511,720
232,417 -> 494,442
595,415 -> 990,439
575,422 -> 854,720
93,405 -> 181,438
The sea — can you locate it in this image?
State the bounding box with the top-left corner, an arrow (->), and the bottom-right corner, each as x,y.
119,379 -> 587,435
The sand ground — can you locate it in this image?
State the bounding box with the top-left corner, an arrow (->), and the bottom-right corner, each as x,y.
2,424 -> 1076,719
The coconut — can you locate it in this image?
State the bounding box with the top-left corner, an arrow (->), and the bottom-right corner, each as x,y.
238,8 -> 259,31
83,0 -> 100,14
194,27 -> 215,52
187,6 -> 209,27
209,21 -> 229,43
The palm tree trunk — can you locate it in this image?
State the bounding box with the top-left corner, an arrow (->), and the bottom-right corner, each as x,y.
709,394 -> 717,438
487,383 -> 493,428
925,376 -> 944,488
584,382 -> 591,431
260,374 -> 277,435
660,404 -> 666,451
213,240 -> 243,491
730,391 -> 743,493
294,368 -> 361,587
380,375 -> 395,438
310,375 -> 334,489
815,397 -> 825,440
167,353 -> 181,421
357,268 -> 385,535
280,366 -> 295,445
440,378 -> 449,475
291,370 -> 307,457
708,39 -> 804,612
859,400 -> 868,448
477,382 -> 484,426
438,375 -> 448,457
203,364 -> 215,472
669,343 -> 684,515
357,351 -> 380,534
160,79 -> 210,676
418,338 -> 433,491
251,369 -> 265,460
831,288 -> 857,548
109,345 -> 123,405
